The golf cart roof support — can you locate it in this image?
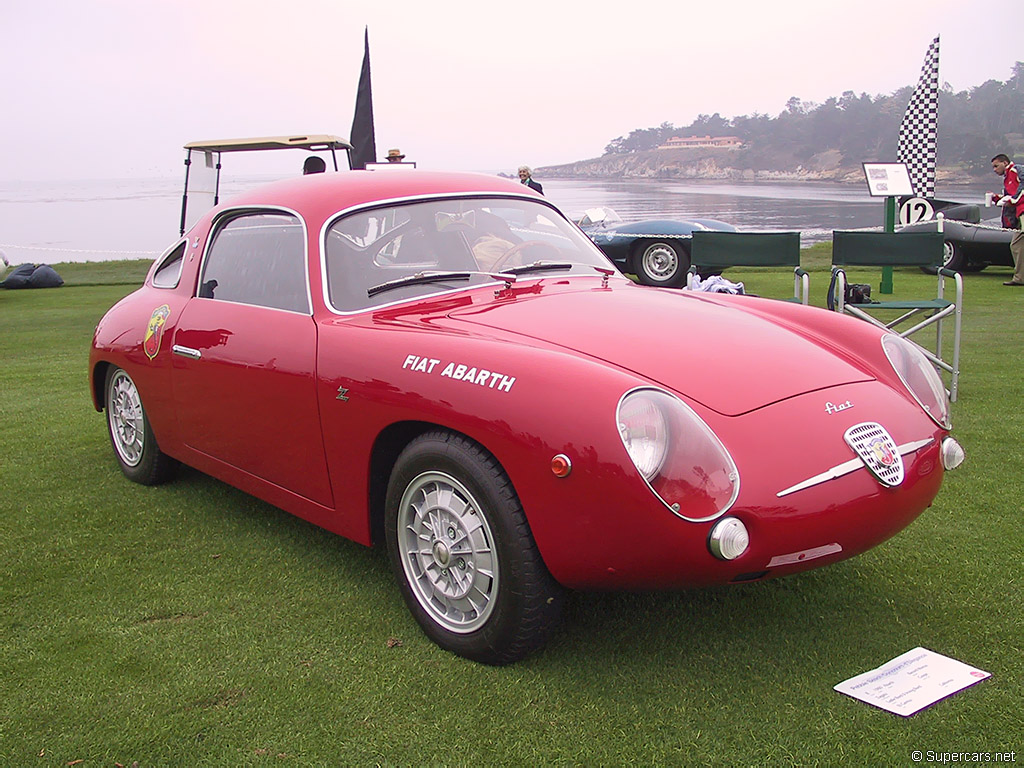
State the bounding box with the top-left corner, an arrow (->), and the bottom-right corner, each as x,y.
178,135 -> 354,235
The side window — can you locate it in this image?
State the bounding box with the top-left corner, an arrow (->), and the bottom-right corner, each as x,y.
199,212 -> 309,313
152,242 -> 186,289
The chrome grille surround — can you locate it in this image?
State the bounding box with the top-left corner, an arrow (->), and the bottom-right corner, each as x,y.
843,422 -> 904,488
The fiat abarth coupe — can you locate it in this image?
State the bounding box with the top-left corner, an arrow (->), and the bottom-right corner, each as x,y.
90,170 -> 964,664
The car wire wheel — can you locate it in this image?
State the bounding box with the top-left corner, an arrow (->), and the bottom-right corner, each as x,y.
103,366 -> 177,485
634,240 -> 688,287
396,471 -> 499,633
642,243 -> 677,279
384,431 -> 564,664
942,240 -> 966,272
107,368 -> 145,467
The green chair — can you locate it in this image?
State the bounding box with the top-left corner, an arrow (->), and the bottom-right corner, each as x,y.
688,231 -> 808,304
831,230 -> 962,402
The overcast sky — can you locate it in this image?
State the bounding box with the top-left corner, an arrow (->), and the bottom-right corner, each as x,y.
1,0 -> 1015,182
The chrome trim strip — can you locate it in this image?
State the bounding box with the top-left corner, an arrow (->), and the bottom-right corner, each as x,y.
775,437 -> 934,498
767,543 -> 843,568
172,345 -> 202,360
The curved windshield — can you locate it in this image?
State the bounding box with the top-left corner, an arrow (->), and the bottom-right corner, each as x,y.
578,207 -> 623,229
324,196 -> 617,311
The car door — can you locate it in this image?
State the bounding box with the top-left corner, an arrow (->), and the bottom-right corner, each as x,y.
171,210 -> 333,507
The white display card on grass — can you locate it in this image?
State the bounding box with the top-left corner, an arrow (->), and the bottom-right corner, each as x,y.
834,647 -> 990,717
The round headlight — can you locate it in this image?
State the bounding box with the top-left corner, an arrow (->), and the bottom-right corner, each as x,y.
617,391 -> 669,480
708,517 -> 750,560
616,388 -> 740,522
882,334 -> 951,429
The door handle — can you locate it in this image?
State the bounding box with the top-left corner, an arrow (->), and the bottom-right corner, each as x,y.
172,345 -> 202,360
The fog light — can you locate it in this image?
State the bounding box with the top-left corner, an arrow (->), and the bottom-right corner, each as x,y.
941,437 -> 965,471
708,517 -> 749,561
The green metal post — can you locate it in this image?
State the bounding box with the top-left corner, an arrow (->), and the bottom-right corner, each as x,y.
881,196 -> 895,294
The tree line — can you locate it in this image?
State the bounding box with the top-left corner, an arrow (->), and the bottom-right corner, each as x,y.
603,63 -> 1024,176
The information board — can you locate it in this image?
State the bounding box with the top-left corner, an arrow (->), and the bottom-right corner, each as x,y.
862,163 -> 915,197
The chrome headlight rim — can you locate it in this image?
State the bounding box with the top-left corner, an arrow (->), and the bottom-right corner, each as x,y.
615,386 -> 740,523
881,334 -> 951,430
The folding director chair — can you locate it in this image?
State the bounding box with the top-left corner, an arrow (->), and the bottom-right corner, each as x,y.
687,231 -> 808,304
831,230 -> 962,401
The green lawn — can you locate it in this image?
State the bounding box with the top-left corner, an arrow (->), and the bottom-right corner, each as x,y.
1,256 -> 1020,766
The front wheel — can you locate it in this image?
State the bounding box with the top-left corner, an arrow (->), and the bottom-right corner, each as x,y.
632,240 -> 689,287
384,431 -> 564,665
105,366 -> 177,485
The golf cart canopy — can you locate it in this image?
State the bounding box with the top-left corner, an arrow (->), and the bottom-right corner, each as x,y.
184,135 -> 353,153
180,134 -> 354,235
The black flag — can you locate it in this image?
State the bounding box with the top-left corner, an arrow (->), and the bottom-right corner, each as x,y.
349,27 -> 376,170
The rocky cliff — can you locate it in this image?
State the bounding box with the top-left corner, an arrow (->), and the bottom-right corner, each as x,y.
538,148 -> 979,184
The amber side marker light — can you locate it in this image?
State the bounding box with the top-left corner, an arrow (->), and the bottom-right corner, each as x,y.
551,454 -> 572,478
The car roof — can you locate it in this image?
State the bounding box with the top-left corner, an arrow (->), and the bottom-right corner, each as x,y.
184,134 -> 353,152
217,170 -> 543,222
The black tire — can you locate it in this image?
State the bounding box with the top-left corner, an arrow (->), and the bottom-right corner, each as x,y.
632,240 -> 689,288
104,366 -> 177,485
384,431 -> 564,665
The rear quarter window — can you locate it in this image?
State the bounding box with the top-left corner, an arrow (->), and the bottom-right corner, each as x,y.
151,241 -> 186,289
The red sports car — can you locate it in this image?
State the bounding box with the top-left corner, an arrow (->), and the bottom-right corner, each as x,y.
90,170 -> 964,664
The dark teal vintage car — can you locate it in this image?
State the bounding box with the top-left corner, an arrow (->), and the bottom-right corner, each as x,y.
896,197 -> 1013,272
578,207 -> 737,288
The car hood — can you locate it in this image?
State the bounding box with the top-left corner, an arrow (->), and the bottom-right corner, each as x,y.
446,283 -> 873,416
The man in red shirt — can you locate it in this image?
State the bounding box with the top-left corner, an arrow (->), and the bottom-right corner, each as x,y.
992,153 -> 1024,285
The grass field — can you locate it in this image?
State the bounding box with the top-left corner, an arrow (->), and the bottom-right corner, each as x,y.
1,254 -> 1021,766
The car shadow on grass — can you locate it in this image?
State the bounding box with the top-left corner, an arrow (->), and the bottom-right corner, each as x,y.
538,558 -> 921,679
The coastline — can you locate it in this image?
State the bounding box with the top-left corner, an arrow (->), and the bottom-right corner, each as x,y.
537,148 -> 986,186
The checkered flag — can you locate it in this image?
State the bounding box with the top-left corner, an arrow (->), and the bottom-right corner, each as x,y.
897,36 -> 940,198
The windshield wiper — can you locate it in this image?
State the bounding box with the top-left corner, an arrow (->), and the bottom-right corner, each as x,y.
499,261 -> 575,276
367,271 -> 472,297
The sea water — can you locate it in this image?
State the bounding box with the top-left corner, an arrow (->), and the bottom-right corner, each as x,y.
0,175 -> 994,265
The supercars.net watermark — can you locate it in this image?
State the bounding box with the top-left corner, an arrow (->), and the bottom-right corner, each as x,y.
911,751 -> 1016,764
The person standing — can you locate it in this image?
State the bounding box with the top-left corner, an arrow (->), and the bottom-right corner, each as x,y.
991,153 -> 1024,286
518,166 -> 543,195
